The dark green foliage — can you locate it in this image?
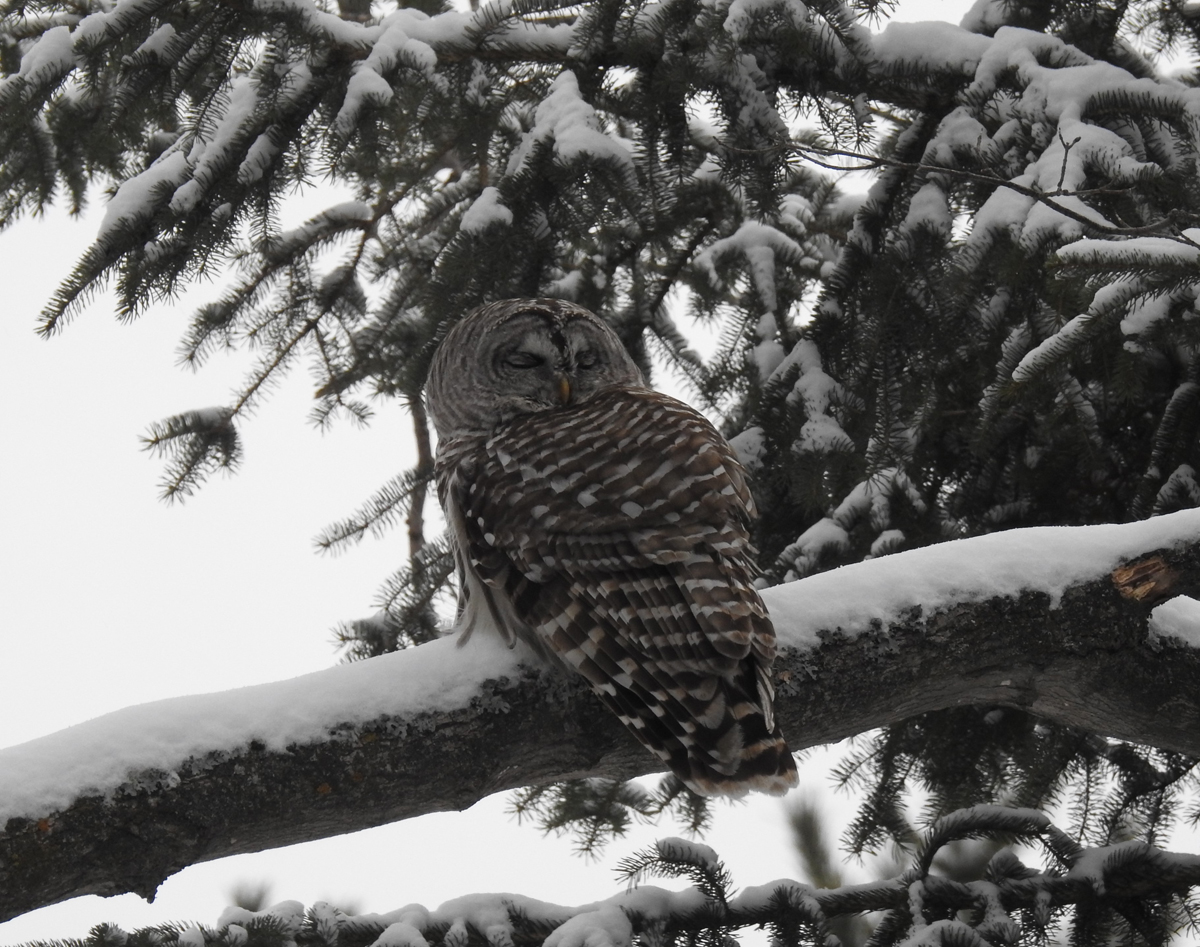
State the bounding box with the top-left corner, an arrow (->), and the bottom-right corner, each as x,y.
834,711 -> 1200,886
510,776 -> 712,857
142,406 -> 241,500
332,532 -> 454,657
9,0 -> 1200,934
617,838 -> 735,947
788,795 -> 876,947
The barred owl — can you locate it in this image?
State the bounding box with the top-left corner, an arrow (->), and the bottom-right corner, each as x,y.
426,298 -> 797,796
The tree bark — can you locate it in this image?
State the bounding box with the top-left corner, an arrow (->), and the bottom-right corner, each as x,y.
3,524 -> 1200,923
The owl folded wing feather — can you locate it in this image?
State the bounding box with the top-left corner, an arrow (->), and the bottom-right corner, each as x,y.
444,386 -> 795,794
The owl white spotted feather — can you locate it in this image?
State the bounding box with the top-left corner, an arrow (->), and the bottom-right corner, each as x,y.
426,298 -> 797,796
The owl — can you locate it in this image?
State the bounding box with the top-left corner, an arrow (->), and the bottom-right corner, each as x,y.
426,298 -> 797,796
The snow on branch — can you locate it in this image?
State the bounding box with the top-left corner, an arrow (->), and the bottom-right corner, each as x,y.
18,813 -> 1200,947
507,70 -> 635,180
1007,235 -> 1200,385
5,513 -> 1200,921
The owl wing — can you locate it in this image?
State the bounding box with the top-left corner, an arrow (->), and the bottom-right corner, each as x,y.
445,385 -> 796,795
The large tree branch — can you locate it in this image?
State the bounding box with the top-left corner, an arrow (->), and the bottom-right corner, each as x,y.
4,514 -> 1200,923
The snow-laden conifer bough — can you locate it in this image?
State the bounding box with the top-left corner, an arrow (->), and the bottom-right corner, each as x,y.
12,0 -> 1200,941
10,812 -> 1200,947
3,512 -> 1200,927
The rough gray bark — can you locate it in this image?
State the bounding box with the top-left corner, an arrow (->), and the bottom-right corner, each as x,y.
2,536 -> 1199,924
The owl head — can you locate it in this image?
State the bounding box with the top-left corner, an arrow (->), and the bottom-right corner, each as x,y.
426,298 -> 646,439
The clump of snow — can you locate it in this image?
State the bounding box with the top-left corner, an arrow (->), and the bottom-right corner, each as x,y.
868,529 -> 906,558
346,904 -> 432,939
178,928 -> 206,947
371,921 -> 430,947
751,314 -> 785,379
2,24 -> 75,91
778,193 -> 814,231
171,885 -> 715,947
217,901 -> 307,937
912,22 -> 1190,274
871,20 -> 990,73
543,904 -> 632,947
901,181 -> 951,237
764,507 -> 1200,650
508,71 -> 634,177
763,339 -> 852,456
240,131 -> 283,186
134,22 -> 179,60
1012,268 -> 1199,382
186,405 -> 233,425
255,0 -> 378,45
962,178 -> 1035,265
545,269 -> 588,298
17,0 -> 578,248
776,467 -> 923,579
352,887 -> 704,947
1149,596 -> 1200,649
1119,293 -> 1174,337
722,0 -> 810,43
693,222 -> 806,316
264,201 -> 375,259
99,151 -> 191,243
614,885 -> 706,919
1011,307 -> 1097,383
1062,840 -> 1200,895
167,75 -> 267,215
1044,238 -> 1200,345
460,187 -> 513,234
959,0 -> 1010,33
728,426 -> 766,472
655,837 -> 720,866
1155,463 -> 1200,514
334,20 -> 440,134
1057,237 -> 1200,269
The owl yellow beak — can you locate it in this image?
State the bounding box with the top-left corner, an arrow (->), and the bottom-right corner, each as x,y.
555,373 -> 572,406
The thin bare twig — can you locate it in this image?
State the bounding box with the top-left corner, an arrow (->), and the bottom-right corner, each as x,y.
1055,133 -> 1082,194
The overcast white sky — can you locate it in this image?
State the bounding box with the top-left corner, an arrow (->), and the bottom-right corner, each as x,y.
0,1 -> 1019,942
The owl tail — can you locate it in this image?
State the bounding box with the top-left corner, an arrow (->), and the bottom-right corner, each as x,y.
600,664 -> 798,798
682,697 -> 799,797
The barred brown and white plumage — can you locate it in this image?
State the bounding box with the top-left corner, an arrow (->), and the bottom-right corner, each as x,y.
426,298 -> 797,796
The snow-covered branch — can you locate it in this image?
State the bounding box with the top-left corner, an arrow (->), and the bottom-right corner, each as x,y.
18,813 -> 1200,947
5,512 -> 1200,922
785,141 -> 1190,242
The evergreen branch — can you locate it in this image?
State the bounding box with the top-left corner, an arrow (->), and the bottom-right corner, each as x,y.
314,465 -> 436,553
142,308 -> 322,500
7,521 -> 1200,922
511,778 -> 649,856
784,141 -> 1190,240
617,838 -> 733,911
140,406 -> 240,501
10,831 -> 1200,947
916,806 -> 1050,876
331,533 -> 455,659
371,532 -> 455,616
508,775 -> 709,857
226,315 -> 321,421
